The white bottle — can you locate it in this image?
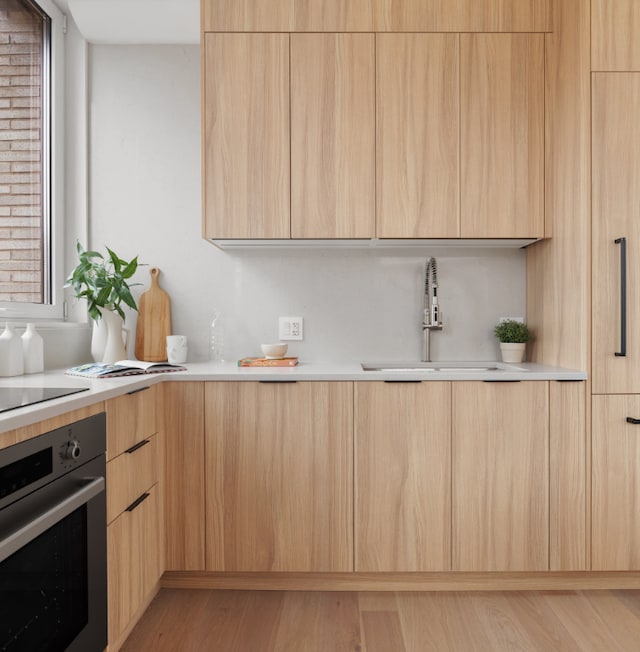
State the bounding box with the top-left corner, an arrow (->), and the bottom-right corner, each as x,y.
0,323 -> 24,376
22,323 -> 44,373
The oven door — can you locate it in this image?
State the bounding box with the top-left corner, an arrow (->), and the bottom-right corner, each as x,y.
0,455 -> 106,652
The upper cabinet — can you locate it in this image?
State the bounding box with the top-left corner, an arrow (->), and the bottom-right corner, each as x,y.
376,34 -> 460,238
592,74 -> 640,394
460,34 -> 544,238
202,10 -> 546,240
291,34 -> 375,238
202,34 -> 290,239
203,0 -> 552,33
376,33 -> 545,239
592,0 -> 640,71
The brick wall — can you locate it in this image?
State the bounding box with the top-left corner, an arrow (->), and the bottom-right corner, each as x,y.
0,0 -> 43,303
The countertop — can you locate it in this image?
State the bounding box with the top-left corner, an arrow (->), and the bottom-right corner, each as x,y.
0,360 -> 586,433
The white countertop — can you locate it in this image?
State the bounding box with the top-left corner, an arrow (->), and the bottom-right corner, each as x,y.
0,360 -> 586,433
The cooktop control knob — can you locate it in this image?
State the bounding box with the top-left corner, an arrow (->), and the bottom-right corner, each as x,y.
62,440 -> 81,461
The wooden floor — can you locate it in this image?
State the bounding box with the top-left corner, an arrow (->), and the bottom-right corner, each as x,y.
121,589 -> 640,651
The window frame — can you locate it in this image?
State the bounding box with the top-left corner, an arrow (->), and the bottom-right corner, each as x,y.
0,0 -> 65,321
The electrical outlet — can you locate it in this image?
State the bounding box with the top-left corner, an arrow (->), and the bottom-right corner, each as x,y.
499,316 -> 524,324
279,316 -> 303,341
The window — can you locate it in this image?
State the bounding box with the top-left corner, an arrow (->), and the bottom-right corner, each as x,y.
0,0 -> 62,318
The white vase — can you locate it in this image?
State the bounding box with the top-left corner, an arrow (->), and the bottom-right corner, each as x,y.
499,342 -> 526,363
100,309 -> 130,364
0,323 -> 24,376
22,323 -> 44,373
91,317 -> 108,362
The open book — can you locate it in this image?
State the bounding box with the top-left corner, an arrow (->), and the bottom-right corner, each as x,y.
65,360 -> 186,378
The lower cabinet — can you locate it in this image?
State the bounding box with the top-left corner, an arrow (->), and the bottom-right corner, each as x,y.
355,381 -> 452,571
162,382 -> 205,571
105,388 -> 162,650
107,483 -> 162,645
452,381 -> 549,571
204,381 -> 353,572
592,394 -> 640,570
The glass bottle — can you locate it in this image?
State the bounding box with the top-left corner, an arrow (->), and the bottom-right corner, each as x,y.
210,311 -> 225,362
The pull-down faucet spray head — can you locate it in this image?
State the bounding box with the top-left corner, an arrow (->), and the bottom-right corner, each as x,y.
422,257 -> 442,362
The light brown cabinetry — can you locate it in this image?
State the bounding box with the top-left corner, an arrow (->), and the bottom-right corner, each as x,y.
107,484 -> 162,647
591,73 -> 640,572
355,381 -> 451,571
202,33 -> 290,239
162,382 -> 205,571
204,381 -> 353,572
592,74 -> 640,394
105,385 -> 157,461
376,34 -> 459,238
460,34 -> 544,238
105,387 -> 162,649
452,381 -> 549,571
203,0 -> 552,33
592,395 -> 640,570
592,0 -> 640,71
203,31 -> 544,241
291,34 -> 375,238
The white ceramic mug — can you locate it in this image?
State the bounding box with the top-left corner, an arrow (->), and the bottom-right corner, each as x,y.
166,335 -> 188,364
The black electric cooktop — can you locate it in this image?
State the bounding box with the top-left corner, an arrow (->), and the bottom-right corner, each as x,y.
0,387 -> 89,414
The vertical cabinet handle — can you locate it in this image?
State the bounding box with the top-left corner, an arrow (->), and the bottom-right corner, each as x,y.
626,417 -> 640,425
615,237 -> 627,357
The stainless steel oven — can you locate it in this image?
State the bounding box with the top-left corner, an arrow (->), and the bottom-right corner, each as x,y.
0,413 -> 107,652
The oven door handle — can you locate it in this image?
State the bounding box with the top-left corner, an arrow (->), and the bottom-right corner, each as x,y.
0,476 -> 105,563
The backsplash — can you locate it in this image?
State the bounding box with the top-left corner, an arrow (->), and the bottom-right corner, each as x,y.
75,44 -> 526,365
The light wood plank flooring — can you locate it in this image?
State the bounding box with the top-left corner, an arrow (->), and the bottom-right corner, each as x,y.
121,589 -> 640,651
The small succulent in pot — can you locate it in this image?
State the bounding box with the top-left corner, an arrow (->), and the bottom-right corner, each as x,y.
493,319 -> 531,343
64,241 -> 141,321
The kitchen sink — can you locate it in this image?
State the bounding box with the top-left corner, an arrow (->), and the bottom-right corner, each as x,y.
361,362 -> 526,372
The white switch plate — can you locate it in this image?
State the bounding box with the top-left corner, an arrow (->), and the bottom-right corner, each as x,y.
279,316 -> 303,341
499,316 -> 524,323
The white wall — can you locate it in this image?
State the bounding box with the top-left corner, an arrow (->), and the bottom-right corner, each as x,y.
85,44 -> 527,364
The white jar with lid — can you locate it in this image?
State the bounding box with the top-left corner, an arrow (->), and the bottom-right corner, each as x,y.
0,323 -> 24,376
22,323 -> 44,373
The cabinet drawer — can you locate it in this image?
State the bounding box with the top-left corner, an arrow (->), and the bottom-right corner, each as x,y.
106,434 -> 159,524
106,385 -> 157,461
107,482 -> 162,645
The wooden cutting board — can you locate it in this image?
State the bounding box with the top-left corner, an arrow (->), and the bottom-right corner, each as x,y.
135,267 -> 172,362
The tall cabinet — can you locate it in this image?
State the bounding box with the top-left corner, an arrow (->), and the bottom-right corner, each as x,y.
591,7 -> 640,570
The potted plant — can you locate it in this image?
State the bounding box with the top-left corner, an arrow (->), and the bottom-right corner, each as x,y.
65,242 -> 141,363
494,319 -> 531,363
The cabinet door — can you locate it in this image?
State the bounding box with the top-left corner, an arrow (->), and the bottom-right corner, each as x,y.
205,382 -> 353,572
355,381 -> 451,571
376,34 -> 459,238
162,382 -> 205,571
452,382 -> 549,571
592,0 -> 640,71
592,74 -> 640,394
460,34 -> 544,238
108,484 -> 162,645
106,386 -> 156,461
203,34 -> 290,239
291,34 -> 375,238
592,395 -> 640,570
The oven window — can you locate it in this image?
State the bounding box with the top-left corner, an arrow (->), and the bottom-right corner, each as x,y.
0,506 -> 88,652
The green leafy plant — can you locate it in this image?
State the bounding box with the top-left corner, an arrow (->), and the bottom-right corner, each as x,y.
64,242 -> 141,321
494,319 -> 531,343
